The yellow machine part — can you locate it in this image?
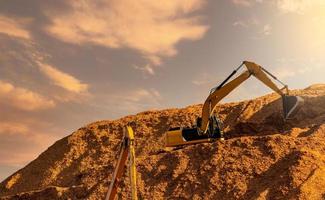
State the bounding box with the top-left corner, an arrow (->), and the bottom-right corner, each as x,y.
105,126 -> 137,200
164,61 -> 303,148
165,129 -> 213,147
127,127 -> 137,200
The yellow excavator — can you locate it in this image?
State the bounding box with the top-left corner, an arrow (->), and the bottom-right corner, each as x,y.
165,61 -> 304,147
106,126 -> 137,200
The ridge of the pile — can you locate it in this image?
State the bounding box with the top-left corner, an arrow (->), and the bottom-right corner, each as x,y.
1,84 -> 325,200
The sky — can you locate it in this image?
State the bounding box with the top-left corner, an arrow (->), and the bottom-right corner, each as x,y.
0,0 -> 325,181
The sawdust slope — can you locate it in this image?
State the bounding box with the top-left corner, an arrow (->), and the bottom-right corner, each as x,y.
1,84 -> 325,200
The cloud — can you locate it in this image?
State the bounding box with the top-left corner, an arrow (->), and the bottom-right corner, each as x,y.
232,0 -> 263,7
126,88 -> 161,103
232,0 -> 253,7
276,0 -> 325,13
133,64 -> 155,76
0,122 -> 30,135
192,73 -> 220,86
93,88 -> 162,115
44,0 -> 208,66
233,21 -> 249,28
0,80 -> 55,111
261,24 -> 272,35
274,59 -> 323,79
232,0 -> 325,13
117,88 -> 162,112
37,62 -> 89,93
0,33 -> 90,102
233,18 -> 270,39
280,65 -> 320,79
233,18 -> 260,28
0,15 -> 31,39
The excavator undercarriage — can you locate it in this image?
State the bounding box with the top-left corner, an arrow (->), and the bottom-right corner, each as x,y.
165,61 -> 304,147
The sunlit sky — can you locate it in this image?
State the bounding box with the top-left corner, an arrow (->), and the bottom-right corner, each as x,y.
0,0 -> 324,181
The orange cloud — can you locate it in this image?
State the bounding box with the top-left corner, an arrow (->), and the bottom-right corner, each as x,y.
37,62 -> 89,93
0,80 -> 55,111
44,0 -> 208,66
0,15 -> 31,39
0,122 -> 29,135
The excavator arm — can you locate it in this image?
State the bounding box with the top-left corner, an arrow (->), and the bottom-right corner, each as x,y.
165,61 -> 303,147
200,70 -> 251,134
199,61 -> 292,134
106,126 -> 137,200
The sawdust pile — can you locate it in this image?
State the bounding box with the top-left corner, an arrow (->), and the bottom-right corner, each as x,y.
1,84 -> 325,200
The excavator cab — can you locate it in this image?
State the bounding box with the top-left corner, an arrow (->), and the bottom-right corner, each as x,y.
165,61 -> 304,147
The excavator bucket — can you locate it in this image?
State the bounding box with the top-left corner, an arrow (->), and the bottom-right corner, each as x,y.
282,95 -> 304,119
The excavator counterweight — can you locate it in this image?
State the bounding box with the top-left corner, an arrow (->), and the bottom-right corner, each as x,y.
165,61 -> 304,147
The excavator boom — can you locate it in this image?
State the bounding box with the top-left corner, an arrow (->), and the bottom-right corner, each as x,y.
106,126 -> 138,200
165,61 -> 304,147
